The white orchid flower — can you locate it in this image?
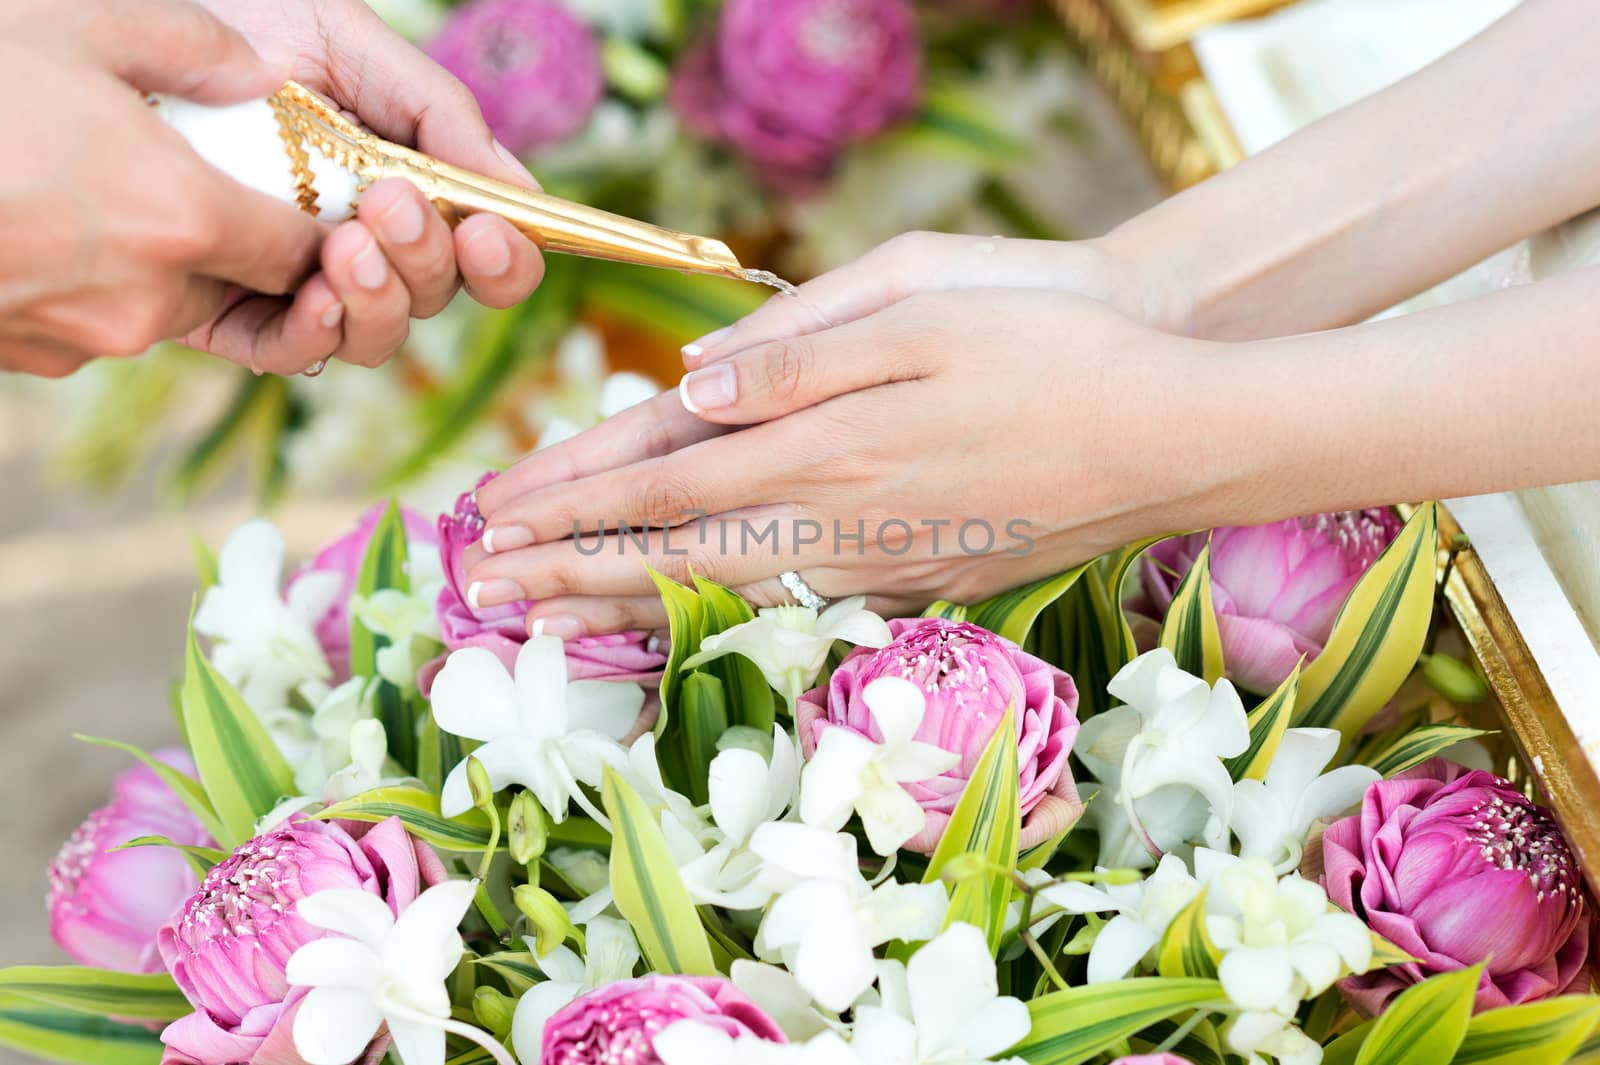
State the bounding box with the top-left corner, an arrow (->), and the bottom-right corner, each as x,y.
1202,859 -> 1372,1062
510,916 -> 641,1064
656,1023 -> 863,1065
1040,853 -> 1202,984
758,874 -> 949,1013
748,822 -> 868,899
1232,728 -> 1380,873
351,588 -> 442,691
194,519 -> 337,712
259,718 -> 399,832
431,637 -> 644,821
732,960 -> 840,1042
546,847 -> 617,925
681,597 -> 892,705
677,727 -> 803,909
851,923 -> 1030,1065
800,677 -> 959,856
1076,649 -> 1249,868
287,880 -> 510,1065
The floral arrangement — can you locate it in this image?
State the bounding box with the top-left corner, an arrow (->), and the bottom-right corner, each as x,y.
10,490 -> 1599,1065
27,0 -> 1126,503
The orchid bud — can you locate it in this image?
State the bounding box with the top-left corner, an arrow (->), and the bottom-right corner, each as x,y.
514,884 -> 574,957
1421,653 -> 1489,704
939,853 -> 987,885
466,756 -> 494,811
473,987 -> 516,1038
508,790 -> 548,865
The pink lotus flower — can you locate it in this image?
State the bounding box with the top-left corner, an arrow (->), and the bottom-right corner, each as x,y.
669,0 -> 920,189
797,617 -> 1080,853
1112,1056 -> 1194,1065
287,503 -> 437,681
428,0 -> 604,154
542,975 -> 785,1065
1132,509 -> 1403,694
156,817 -> 444,1065
1320,759 -> 1590,1015
422,474 -> 665,695
48,752 -> 215,974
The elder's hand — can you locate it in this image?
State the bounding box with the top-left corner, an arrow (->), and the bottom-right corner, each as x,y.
0,0 -> 543,379
193,0 -> 546,371
465,290 -> 1221,637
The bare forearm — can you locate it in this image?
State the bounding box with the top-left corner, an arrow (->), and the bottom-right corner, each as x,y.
1198,266 -> 1600,523
1103,0 -> 1600,341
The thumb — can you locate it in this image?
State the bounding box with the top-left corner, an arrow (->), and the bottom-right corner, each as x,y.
83,0 -> 288,104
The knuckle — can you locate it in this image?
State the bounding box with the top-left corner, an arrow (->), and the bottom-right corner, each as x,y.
635,473 -> 700,526
541,559 -> 580,598
761,338 -> 811,404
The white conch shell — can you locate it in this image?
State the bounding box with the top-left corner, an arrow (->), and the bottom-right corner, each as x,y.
152,96 -> 361,221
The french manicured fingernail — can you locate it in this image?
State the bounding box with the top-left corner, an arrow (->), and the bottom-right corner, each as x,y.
351,238 -> 389,290
531,615 -> 583,640
465,226 -> 513,278
482,524 -> 534,554
679,364 -> 736,413
466,578 -> 523,610
379,192 -> 426,244
681,326 -> 733,361
319,301 -> 345,329
494,140 -> 539,186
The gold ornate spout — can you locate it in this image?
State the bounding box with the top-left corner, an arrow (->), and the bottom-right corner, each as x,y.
267,81 -> 747,280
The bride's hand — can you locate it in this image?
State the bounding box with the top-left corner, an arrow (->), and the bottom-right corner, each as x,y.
464,289 -> 1226,636
476,230 -> 1183,518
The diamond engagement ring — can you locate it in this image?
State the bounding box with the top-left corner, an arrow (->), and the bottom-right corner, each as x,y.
780,571 -> 829,611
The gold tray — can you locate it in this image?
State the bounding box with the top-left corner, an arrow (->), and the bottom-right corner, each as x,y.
1052,0 -> 1247,189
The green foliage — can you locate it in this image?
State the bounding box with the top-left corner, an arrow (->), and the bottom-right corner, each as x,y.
1013,978 -> 1224,1065
601,769 -> 717,976
0,968 -> 189,1023
1367,723 -> 1493,778
0,995 -> 164,1065
924,706 -> 1022,951
1354,964 -> 1480,1065
1158,538 -> 1224,685
348,500 -> 418,771
1222,662 -> 1301,782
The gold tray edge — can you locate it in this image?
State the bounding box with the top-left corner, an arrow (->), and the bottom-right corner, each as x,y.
1437,503 -> 1600,890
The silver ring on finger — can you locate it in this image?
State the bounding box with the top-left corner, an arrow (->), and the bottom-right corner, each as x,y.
780,570 -> 830,611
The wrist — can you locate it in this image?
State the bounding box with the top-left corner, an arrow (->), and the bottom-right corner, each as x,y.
1086,224 -> 1201,340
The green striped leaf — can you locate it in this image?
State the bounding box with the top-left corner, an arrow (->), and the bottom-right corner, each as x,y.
1156,888 -> 1220,979
417,717 -> 466,798
1014,978 -> 1224,1065
468,952 -> 542,996
1128,1016 -> 1224,1065
190,533 -> 219,592
1369,723 -> 1492,778
649,567 -> 708,728
74,735 -> 225,844
924,706 -> 1021,951
1159,538 -> 1224,684
1222,663 -> 1301,782
1452,996 -> 1600,1065
1354,964 -> 1479,1065
349,500 -> 418,771
927,563 -> 1092,646
1370,931 -> 1420,970
181,612 -> 295,847
1026,571 -> 1119,719
0,968 -> 189,1023
313,787 -> 497,851
111,836 -> 227,878
900,84 -> 1028,164
1106,535 -> 1175,663
602,768 -> 716,976
690,574 -> 774,735
0,993 -> 164,1065
1296,504 -> 1439,737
